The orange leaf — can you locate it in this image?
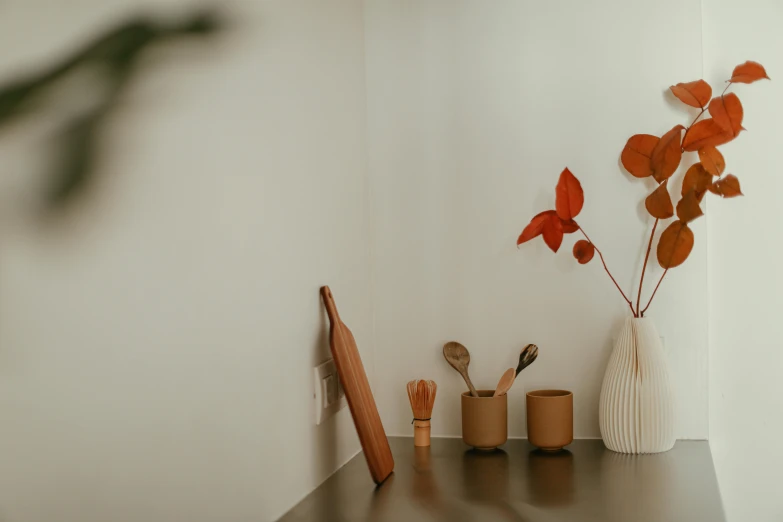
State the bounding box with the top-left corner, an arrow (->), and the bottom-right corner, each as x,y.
731,61 -> 770,84
517,210 -> 554,245
572,239 -> 595,264
682,163 -> 713,202
542,212 -> 564,252
698,146 -> 725,176
676,190 -> 704,223
561,219 -> 579,234
621,134 -> 659,178
709,93 -> 743,137
645,181 -> 674,219
657,221 -> 695,269
670,80 -> 712,108
710,174 -> 743,198
651,125 -> 684,183
555,168 -> 584,221
682,119 -> 735,151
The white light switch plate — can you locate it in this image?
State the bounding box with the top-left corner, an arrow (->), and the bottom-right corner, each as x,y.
314,358 -> 346,425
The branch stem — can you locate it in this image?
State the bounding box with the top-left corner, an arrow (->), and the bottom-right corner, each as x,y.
636,217 -> 660,316
681,107 -> 707,149
641,269 -> 668,316
578,225 -> 636,316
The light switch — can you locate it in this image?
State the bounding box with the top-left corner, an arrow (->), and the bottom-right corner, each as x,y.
321,375 -> 330,408
314,358 -> 347,425
324,374 -> 337,406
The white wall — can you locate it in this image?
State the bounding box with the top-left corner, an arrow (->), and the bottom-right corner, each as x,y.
703,2 -> 783,521
364,0 -> 709,440
0,2 -> 372,522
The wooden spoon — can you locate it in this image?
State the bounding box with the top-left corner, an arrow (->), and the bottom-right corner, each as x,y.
515,344 -> 538,377
493,368 -> 516,397
443,342 -> 479,398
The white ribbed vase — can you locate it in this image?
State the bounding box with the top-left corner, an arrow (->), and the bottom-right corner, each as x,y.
599,317 -> 675,454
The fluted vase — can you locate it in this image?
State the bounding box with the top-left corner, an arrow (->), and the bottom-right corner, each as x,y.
599,317 -> 675,454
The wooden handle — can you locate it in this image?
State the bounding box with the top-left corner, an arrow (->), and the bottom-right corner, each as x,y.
413,420 -> 431,447
320,286 -> 340,323
462,370 -> 479,398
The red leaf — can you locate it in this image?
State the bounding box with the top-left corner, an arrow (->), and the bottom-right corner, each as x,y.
710,174 -> 743,198
698,146 -> 725,176
621,134 -> 659,178
657,221 -> 695,269
682,119 -> 735,151
676,190 -> 704,223
555,168 -> 584,221
542,213 -> 564,252
561,219 -> 579,234
731,61 -> 770,84
517,210 -> 555,245
682,163 -> 713,202
572,239 -> 595,264
651,125 -> 684,182
645,181 -> 674,219
709,93 -> 744,137
670,80 -> 712,108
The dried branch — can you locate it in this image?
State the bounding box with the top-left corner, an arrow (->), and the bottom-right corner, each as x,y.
578,225 -> 636,316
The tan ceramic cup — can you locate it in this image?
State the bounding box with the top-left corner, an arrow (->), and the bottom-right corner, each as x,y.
461,390 -> 508,450
526,390 -> 573,451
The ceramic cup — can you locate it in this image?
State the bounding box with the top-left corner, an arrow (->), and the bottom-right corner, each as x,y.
461,390 -> 508,450
526,389 -> 573,452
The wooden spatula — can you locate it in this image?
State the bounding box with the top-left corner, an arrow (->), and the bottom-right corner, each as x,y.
493,368 -> 516,397
321,286 -> 394,484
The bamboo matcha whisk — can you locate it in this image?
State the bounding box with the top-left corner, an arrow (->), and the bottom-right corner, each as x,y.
407,380 -> 437,447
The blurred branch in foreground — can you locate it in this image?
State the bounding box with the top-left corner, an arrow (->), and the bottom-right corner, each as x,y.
0,9 -> 221,210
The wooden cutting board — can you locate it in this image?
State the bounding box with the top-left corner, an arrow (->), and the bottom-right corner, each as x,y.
320,286 -> 394,484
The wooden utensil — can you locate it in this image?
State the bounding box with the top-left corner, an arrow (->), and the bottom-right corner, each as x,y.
515,344 -> 539,377
443,341 -> 479,398
407,380 -> 437,446
493,368 -> 516,397
321,286 -> 394,484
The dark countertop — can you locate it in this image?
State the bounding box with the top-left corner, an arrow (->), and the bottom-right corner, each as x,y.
277,437 -> 725,522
